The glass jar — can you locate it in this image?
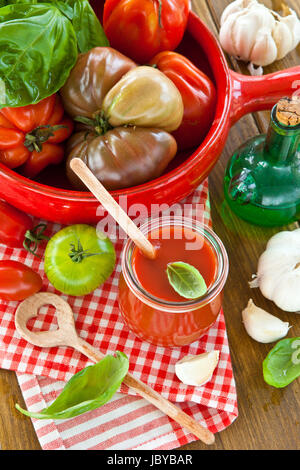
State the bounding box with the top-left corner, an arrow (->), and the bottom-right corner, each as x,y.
118,216 -> 229,347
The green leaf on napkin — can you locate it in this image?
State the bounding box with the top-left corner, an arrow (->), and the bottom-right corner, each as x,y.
15,351 -> 129,419
166,261 -> 207,299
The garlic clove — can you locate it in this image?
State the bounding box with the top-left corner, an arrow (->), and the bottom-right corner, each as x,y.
242,299 -> 290,343
250,29 -> 278,66
175,351 -> 219,387
273,21 -> 294,60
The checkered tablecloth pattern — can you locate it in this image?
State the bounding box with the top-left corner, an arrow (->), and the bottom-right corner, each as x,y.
0,180 -> 238,449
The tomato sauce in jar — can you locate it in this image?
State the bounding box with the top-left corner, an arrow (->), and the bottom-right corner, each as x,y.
119,217 -> 228,347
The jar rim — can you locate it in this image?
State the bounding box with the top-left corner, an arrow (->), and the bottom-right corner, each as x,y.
121,216 -> 229,313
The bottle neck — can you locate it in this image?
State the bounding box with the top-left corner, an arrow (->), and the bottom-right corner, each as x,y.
264,106 -> 300,165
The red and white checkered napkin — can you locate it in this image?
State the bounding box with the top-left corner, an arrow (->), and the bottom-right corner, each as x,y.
0,180 -> 238,450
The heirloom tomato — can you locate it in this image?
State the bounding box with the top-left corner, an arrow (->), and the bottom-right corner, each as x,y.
103,0 -> 190,63
102,65 -> 183,132
61,48 -> 183,132
66,127 -> 177,191
0,94 -> 73,178
150,51 -> 217,150
60,47 -> 136,119
0,260 -> 43,301
0,200 -> 48,255
44,224 -> 116,296
61,48 -> 181,191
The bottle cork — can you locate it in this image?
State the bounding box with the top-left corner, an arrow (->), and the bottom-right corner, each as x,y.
276,96 -> 300,127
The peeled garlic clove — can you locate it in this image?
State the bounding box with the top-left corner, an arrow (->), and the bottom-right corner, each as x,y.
175,351 -> 219,386
242,299 -> 290,343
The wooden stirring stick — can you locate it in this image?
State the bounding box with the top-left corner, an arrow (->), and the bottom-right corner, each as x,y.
15,292 -> 215,445
70,158 -> 157,260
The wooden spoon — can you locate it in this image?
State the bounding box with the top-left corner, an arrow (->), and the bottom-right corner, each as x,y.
70,158 -> 157,260
15,292 -> 215,445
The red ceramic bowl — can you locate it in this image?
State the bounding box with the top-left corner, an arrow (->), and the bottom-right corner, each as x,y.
0,3 -> 299,224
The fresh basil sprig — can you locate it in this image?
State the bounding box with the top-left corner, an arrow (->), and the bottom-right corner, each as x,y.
15,352 -> 129,419
166,262 -> 208,299
0,1 -> 109,108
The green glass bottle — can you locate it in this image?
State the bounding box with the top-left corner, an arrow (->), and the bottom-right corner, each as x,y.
224,97 -> 300,227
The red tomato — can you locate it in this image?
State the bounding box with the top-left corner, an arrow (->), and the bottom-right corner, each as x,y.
149,51 -> 217,150
0,200 -> 32,248
103,0 -> 190,63
0,94 -> 73,177
0,260 -> 42,301
0,200 -> 49,255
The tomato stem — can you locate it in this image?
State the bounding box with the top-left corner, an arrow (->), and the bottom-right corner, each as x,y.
24,125 -> 67,152
23,223 -> 50,257
69,238 -> 102,263
74,111 -> 113,136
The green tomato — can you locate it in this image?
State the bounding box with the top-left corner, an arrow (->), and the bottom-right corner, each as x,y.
44,224 -> 116,296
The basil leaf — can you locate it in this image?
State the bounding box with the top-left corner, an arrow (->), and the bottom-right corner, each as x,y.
263,337 -> 300,388
2,0 -> 35,3
50,0 -> 75,20
4,0 -> 109,52
72,0 -> 109,52
166,262 -> 208,299
0,3 -> 78,108
5,0 -> 75,19
15,351 -> 129,419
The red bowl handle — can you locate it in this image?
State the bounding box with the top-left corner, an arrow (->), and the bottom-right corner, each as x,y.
229,66 -> 300,126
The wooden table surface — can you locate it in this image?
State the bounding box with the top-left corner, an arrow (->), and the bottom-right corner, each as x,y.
0,0 -> 299,451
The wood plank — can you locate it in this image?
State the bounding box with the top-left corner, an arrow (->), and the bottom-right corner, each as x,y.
0,369 -> 41,450
179,0 -> 300,451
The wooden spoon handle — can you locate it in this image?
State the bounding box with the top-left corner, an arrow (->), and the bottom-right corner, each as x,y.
70,158 -> 157,260
75,337 -> 215,445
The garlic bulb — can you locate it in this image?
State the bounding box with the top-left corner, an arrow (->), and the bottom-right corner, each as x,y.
242,299 -> 290,343
250,228 -> 300,312
219,0 -> 300,68
175,351 -> 219,386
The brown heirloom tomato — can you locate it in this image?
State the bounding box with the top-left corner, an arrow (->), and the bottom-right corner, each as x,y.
60,47 -> 136,119
103,0 -> 190,63
61,48 -> 182,191
66,128 -> 177,191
